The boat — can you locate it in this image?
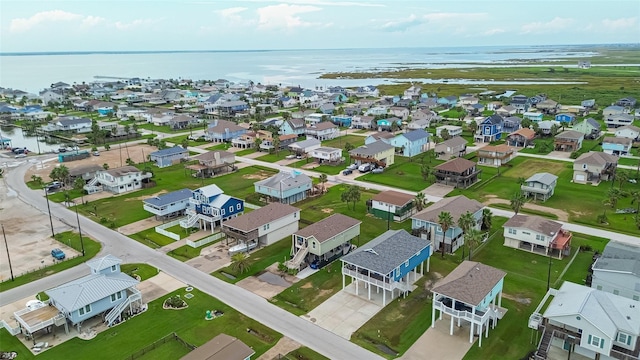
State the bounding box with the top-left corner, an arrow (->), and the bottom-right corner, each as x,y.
228,241 -> 257,256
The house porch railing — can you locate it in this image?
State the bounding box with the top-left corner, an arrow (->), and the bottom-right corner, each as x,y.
520,185 -> 552,195
342,268 -> 413,292
433,297 -> 492,325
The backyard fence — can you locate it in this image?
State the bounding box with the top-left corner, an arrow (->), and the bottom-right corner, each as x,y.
126,332 -> 195,360
155,219 -> 183,241
0,320 -> 20,336
0,253 -> 81,285
186,232 -> 225,248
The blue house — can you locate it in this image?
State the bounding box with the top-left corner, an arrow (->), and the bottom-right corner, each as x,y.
149,146 -> 189,168
206,119 -> 248,143
45,255 -> 142,330
411,195 -> 484,254
376,117 -> 402,131
180,184 -> 244,232
254,170 -> 312,204
523,112 -> 543,122
327,93 -> 348,103
331,115 -> 352,127
280,118 -> 306,137
477,115 -> 504,143
437,96 -> 458,108
143,188 -> 193,220
390,129 -> 430,157
341,229 -> 431,306
555,113 -> 576,124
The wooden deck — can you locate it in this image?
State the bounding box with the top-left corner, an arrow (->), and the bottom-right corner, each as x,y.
15,306 -> 61,330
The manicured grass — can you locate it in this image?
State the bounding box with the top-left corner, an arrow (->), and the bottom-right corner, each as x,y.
284,347 -> 330,360
519,137 -> 554,155
76,165 -> 277,227
162,134 -> 208,147
212,237 -> 292,283
618,157 -> 640,167
322,135 -> 366,149
256,151 -> 293,163
309,163 -> 344,175
129,228 -> 177,249
235,148 -> 257,156
166,224 -> 191,239
489,203 -> 559,220
120,263 -> 158,281
357,156 -> 444,192
134,338 -> 191,360
167,243 -> 210,262
138,123 -> 175,134
0,288 -> 281,360
204,143 -> 230,151
0,231 -> 101,292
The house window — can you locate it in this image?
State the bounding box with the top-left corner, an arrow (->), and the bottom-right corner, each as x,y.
263,223 -> 270,231
79,304 -> 91,316
535,235 -> 544,241
613,289 -> 619,295
618,332 -> 632,345
111,292 -> 123,302
596,285 -> 602,290
236,203 -> 241,210
405,260 -> 409,267
508,228 -> 516,235
229,206 -> 233,213
111,265 -> 117,272
634,295 -> 639,301
294,212 -> 297,218
221,209 -> 225,215
588,335 -> 604,348
522,231 -> 531,235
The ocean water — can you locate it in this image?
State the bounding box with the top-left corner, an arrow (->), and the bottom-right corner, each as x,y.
0,46 -> 596,93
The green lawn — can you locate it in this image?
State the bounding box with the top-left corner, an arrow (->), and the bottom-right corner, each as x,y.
283,347 -> 330,360
120,263 -> 158,281
235,148 -> 257,156
204,143 -> 230,151
0,231 -> 101,292
212,237 -> 292,283
129,228 -> 178,249
167,243 -> 212,262
322,135 -> 366,149
76,165 -> 277,227
357,156 -> 444,192
618,157 -> 640,167
256,151 -> 293,163
162,134 -> 208,147
138,123 -> 176,134
519,137 -> 554,155
0,288 -> 281,360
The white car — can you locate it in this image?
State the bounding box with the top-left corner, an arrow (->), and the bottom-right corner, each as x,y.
14,153 -> 27,158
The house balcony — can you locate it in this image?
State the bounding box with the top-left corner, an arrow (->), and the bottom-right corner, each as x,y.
520,185 -> 552,196
477,151 -> 512,160
433,296 -> 506,326
550,230 -> 572,251
221,227 -> 259,242
342,267 -> 412,292
189,198 -> 200,206
611,337 -> 640,360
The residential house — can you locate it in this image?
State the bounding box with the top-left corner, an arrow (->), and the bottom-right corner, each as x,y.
404,85 -> 422,99
529,94 -> 547,106
279,118 -> 306,137
278,96 -> 297,108
287,214 -> 361,271
143,188 -> 193,220
259,134 -> 297,152
318,103 -> 335,115
573,152 -> 618,184
554,130 -> 584,152
43,255 -> 142,330
343,105 -> 362,116
606,113 -> 634,128
528,282 -> 640,360
578,60 -> 592,69
475,115 -> 504,143
304,113 -> 325,125
615,125 -> 640,140
419,98 -> 439,110
375,117 -> 402,132
436,125 -> 462,138
288,138 -> 321,156
581,99 -> 596,109
354,85 -> 379,97
603,105 -> 626,118
149,146 -> 188,168
206,119 -> 247,143
39,90 -> 65,106
310,147 -> 343,165
349,140 -> 395,168
231,132 -> 259,149
432,261 -> 507,347
331,115 -> 352,127
434,136 -> 468,159
169,115 -> 199,130
390,129 -> 430,157
486,101 -> 503,111
254,170 -> 312,204
222,202 -> 300,248
573,118 -> 602,139
389,107 -> 410,120
218,101 -> 249,117
437,96 -> 458,108
351,115 -> 374,129
591,241 -> 640,301
477,144 -> 516,167
521,172 -> 558,202
555,113 -> 576,124
47,117 -> 92,133
502,116 -> 522,134
434,158 -> 481,189
411,195 -> 483,254
326,93 -> 348,104
366,106 -> 388,116
368,190 -> 416,222
536,99 -> 560,114
496,105 -> 518,117
616,97 -> 637,108
180,184 -> 244,233
459,95 -> 479,106
305,121 -> 338,141
68,164 -> 104,183
186,151 -> 236,178
503,214 -> 572,258
85,166 -> 152,195
523,112 -> 544,122
538,120 -> 560,136
602,137 -> 633,156
510,95 -> 530,113
341,229 -> 431,306
365,131 -> 394,145
407,118 -> 431,131
180,333 -> 255,360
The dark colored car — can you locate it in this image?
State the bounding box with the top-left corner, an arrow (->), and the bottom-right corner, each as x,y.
51,248 -> 66,260
342,169 -> 353,175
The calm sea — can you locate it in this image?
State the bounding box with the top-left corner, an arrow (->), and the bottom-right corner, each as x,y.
0,46 -> 596,94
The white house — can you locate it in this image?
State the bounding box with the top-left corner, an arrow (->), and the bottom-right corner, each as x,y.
436,125 -> 463,138
304,113 -> 325,125
615,125 -> 640,141
310,147 -> 342,164
503,214 -> 572,259
591,241 -> 640,301
222,202 -> 300,247
529,281 -> 640,360
366,106 -> 388,116
85,166 -> 152,195
305,121 -> 338,141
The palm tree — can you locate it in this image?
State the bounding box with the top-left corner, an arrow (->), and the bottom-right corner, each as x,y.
254,137 -> 262,150
437,211 -> 454,258
481,208 -> 493,230
341,185 -> 361,211
181,138 -> 189,149
74,177 -> 86,204
272,134 -> 281,156
414,192 -> 426,212
421,164 -> 431,181
231,252 -> 251,274
31,174 -> 43,187
318,173 -> 328,193
617,170 -> 629,190
631,190 -> 640,223
465,228 -> 483,260
457,211 -> 475,234
607,188 -> 622,210
510,191 -> 527,215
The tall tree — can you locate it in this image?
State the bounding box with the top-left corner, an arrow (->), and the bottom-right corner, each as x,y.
465,228 -> 483,260
341,185 -> 361,210
631,190 -> 640,223
31,175 -> 43,187
272,134 -> 281,155
254,137 -> 262,150
74,177 -> 86,204
437,211 -> 454,258
231,252 -> 251,274
421,164 -> 432,181
318,173 -> 328,194
481,208 -> 493,230
457,211 -> 475,234
510,191 -> 527,215
414,192 -> 426,212
617,170 -> 629,190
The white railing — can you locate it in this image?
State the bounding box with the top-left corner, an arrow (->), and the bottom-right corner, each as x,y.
433,299 -> 491,325
105,289 -> 142,326
188,198 -> 200,206
155,218 -> 183,241
186,232 -> 225,248
179,213 -> 199,229
0,320 -> 20,336
14,306 -> 65,334
286,245 -> 309,269
342,268 -> 394,291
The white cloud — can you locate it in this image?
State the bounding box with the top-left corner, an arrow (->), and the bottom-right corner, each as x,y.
114,18 -> 160,31
423,12 -> 486,22
381,14 -> 421,32
521,17 -> 574,34
601,17 -> 637,31
10,10 -> 83,33
380,12 -> 487,33
82,16 -> 106,27
256,4 -> 322,29
483,28 -> 505,36
219,7 -> 248,17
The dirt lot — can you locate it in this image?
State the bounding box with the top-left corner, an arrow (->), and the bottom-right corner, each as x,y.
0,178 -> 80,282
25,144 -> 157,182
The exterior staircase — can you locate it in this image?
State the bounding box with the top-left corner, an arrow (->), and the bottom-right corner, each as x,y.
286,245 -> 309,270
534,327 -> 553,360
179,212 -> 199,228
105,289 -> 142,327
83,177 -> 103,194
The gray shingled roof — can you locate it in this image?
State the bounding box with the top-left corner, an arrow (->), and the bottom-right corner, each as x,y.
503,214 -> 562,236
603,136 -> 632,145
103,165 -> 141,177
46,272 -> 138,312
222,202 -> 299,232
525,172 -> 558,186
574,152 -> 618,167
150,146 -> 188,157
143,188 -> 192,207
556,130 -> 584,140
401,129 -> 429,142
412,195 -> 483,224
349,140 -> 394,156
592,241 -> 640,276
294,214 -> 361,243
341,230 -> 430,275
289,138 -> 321,150
255,171 -> 311,190
432,261 -> 506,306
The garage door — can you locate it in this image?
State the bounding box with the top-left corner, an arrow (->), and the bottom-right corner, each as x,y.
575,174 -> 585,182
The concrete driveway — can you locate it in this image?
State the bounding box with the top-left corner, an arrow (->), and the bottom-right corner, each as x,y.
303,282 -> 383,340
400,314 -> 475,360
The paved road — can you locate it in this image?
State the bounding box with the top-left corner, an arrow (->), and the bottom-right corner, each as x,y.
1,161 -> 385,360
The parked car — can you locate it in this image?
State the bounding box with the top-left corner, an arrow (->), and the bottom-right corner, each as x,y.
51,248 -> 66,260
285,154 -> 296,159
14,153 -> 27,158
347,163 -> 358,170
358,163 -> 372,173
371,167 -> 384,174
342,169 -> 353,176
93,151 -> 100,156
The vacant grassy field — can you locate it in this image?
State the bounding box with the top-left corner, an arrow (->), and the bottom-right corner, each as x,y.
0,288 -> 281,360
357,156 -> 444,192
283,347 -> 330,360
322,134 -> 366,149
167,243 -> 213,262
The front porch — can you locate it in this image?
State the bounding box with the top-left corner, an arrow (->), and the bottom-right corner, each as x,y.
521,185 -> 553,202
434,169 -> 482,189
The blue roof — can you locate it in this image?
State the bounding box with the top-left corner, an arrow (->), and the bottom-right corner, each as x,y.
150,146 -> 188,157
143,188 -> 192,207
402,129 -> 429,142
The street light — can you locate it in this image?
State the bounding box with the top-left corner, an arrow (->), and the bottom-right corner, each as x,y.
73,201 -> 85,256
2,224 -> 14,281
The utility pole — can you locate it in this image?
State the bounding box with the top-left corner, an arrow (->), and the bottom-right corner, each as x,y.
547,250 -> 552,291
2,224 -> 14,281
73,201 -> 85,256
44,187 -> 55,238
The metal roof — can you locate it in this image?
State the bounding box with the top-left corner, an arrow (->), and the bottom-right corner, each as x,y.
255,171 -> 311,190
592,241 -> 640,276
143,188 -> 193,207
401,129 -> 429,142
195,184 -> 224,198
150,146 -> 188,157
525,172 -> 558,186
349,140 -> 394,156
294,214 -> 361,243
223,203 -> 299,232
86,254 -> 122,272
46,272 -> 138,312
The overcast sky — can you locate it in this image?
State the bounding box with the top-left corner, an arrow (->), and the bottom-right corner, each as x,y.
1,0 -> 638,52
